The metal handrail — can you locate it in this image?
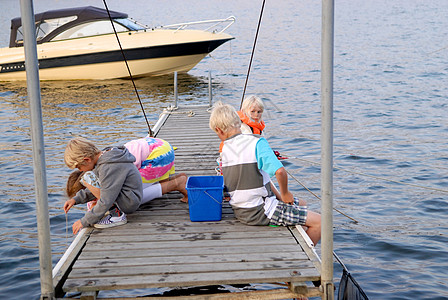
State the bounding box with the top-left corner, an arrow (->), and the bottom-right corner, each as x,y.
161,16 -> 236,33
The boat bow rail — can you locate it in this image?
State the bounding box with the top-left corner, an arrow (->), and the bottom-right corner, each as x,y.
160,16 -> 236,34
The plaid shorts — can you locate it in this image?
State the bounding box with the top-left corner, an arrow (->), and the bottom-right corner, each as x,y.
269,197 -> 307,226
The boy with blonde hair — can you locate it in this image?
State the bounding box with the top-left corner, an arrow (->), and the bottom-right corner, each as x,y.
210,102 -> 321,245
63,137 -> 142,234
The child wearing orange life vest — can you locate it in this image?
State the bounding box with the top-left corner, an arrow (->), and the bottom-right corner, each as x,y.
238,95 -> 265,135
218,95 -> 265,154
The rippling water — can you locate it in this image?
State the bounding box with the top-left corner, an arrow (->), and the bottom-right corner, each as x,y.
1,0 -> 447,299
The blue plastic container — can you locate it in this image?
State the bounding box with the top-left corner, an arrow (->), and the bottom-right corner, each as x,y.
186,176 -> 224,222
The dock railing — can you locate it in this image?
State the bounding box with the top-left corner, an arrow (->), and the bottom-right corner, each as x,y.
173,71 -> 213,108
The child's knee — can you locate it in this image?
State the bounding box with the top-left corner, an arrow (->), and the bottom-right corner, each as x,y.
306,211 -> 321,227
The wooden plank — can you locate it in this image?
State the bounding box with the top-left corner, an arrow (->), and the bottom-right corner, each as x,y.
53,227 -> 94,297
88,231 -> 292,242
289,226 -> 322,272
85,220 -> 282,232
71,252 -> 310,268
76,244 -> 305,259
85,287 -> 321,300
63,268 -> 321,292
69,260 -> 317,279
79,237 -> 300,251
89,221 -> 288,235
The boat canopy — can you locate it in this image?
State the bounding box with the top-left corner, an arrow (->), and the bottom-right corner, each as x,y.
9,6 -> 129,47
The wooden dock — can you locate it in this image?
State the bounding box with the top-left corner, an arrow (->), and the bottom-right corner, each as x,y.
53,105 -> 323,299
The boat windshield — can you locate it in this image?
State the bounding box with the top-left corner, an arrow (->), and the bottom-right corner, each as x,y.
115,18 -> 146,31
14,17 -> 145,44
15,16 -> 78,44
51,19 -> 134,41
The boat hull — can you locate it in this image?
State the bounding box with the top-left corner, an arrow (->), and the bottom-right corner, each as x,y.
0,30 -> 233,81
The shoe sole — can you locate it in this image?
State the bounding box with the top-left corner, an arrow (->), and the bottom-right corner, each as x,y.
93,219 -> 127,229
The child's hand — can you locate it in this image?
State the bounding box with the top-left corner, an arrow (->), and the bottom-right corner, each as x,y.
280,191 -> 294,204
72,220 -> 84,235
63,199 -> 76,214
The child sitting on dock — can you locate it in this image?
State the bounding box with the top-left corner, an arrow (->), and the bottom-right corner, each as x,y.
63,137 -> 143,235
66,169 -> 187,214
237,95 -> 286,160
64,137 -> 189,234
238,95 -> 265,135
124,136 -> 188,203
209,102 -> 321,245
217,95 -> 266,161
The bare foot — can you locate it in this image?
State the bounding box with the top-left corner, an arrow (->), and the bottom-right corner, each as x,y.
176,174 -> 188,203
167,173 -> 188,202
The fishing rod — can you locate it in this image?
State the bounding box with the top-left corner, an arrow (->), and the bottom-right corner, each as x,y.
240,0 -> 266,109
102,0 -> 153,137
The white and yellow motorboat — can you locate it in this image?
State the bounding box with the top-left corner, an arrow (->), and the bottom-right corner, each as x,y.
0,6 -> 234,81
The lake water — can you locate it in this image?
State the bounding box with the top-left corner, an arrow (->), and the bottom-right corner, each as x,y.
1,0 -> 447,299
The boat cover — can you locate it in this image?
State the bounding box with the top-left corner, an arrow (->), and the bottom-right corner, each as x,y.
9,6 -> 127,47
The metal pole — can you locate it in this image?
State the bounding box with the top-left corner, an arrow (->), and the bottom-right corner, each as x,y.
19,0 -> 54,299
321,0 -> 334,299
208,70 -> 212,107
174,71 -> 178,107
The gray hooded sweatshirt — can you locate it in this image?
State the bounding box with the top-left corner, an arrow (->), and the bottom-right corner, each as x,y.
73,146 -> 143,227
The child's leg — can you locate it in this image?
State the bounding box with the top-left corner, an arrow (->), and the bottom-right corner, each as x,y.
160,173 -> 188,203
270,198 -> 321,245
303,211 -> 321,245
142,182 -> 163,204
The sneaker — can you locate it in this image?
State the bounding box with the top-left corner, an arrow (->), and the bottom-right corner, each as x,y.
94,207 -> 127,229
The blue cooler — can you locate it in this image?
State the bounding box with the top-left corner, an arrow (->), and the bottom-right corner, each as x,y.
186,176 -> 224,221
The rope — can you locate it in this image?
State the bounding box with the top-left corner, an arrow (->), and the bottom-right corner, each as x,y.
102,0 -> 153,137
287,155 -> 448,194
161,110 -> 196,117
285,169 -> 359,224
240,0 -> 266,109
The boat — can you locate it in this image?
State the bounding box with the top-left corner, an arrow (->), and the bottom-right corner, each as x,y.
0,6 -> 235,81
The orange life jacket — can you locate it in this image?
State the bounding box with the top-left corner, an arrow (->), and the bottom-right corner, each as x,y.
237,111 -> 265,135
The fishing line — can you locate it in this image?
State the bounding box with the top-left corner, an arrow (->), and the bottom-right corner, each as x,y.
65,213 -> 69,247
285,169 -> 359,224
427,44 -> 448,55
240,0 -> 266,109
287,155 -> 448,194
102,0 -> 153,137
